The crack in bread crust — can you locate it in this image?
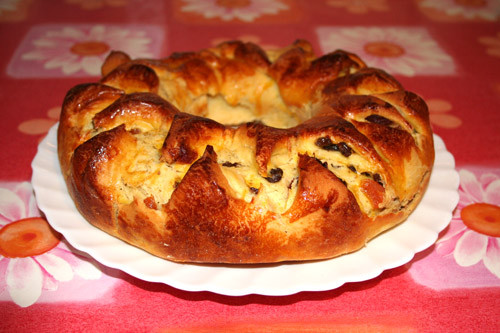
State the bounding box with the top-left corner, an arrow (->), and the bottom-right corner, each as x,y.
58,40 -> 434,264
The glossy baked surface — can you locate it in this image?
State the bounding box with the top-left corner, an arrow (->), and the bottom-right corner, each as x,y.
56,40 -> 434,263
34,126 -> 456,295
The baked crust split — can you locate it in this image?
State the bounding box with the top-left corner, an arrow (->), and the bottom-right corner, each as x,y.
58,40 -> 434,264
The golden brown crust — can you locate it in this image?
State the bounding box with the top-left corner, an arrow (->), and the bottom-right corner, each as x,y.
58,40 -> 434,264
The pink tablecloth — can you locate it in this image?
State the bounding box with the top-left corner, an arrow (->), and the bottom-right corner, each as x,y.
1,0 -> 500,331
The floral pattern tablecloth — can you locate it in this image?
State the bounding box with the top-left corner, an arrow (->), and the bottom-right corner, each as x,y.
1,0 -> 500,331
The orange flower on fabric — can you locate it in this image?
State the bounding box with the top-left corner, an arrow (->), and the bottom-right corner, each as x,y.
65,0 -> 127,10
0,0 -> 31,22
180,0 -> 289,22
418,0 -> 500,21
0,182 -> 102,307
326,0 -> 389,14
20,25 -> 154,76
478,32 -> 500,57
317,27 -> 455,76
426,98 -> 462,129
0,218 -> 61,259
436,169 -> 500,279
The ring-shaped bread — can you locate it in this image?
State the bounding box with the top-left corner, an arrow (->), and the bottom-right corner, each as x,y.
58,40 -> 434,264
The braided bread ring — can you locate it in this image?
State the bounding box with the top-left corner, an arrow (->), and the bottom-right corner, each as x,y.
58,40 -> 434,263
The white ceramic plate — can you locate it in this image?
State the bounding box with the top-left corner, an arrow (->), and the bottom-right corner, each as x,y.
32,124 -> 459,296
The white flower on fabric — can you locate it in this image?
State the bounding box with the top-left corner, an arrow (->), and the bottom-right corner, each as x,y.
436,169 -> 500,279
420,0 -> 500,21
21,25 -> 153,76
181,0 -> 289,22
317,27 -> 455,76
0,182 -> 102,307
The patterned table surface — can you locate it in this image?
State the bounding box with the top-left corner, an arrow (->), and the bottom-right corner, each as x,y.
1,0 -> 500,331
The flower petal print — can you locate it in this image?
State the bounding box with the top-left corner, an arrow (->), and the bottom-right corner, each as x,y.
420,0 -> 500,21
18,106 -> 60,137
436,169 -> 500,279
21,25 -> 154,76
181,0 -> 289,22
317,27 -> 455,76
483,238 -> 500,277
0,182 -> 102,307
0,183 -> 38,222
454,230 -> 488,266
5,257 -> 44,308
426,98 -> 462,129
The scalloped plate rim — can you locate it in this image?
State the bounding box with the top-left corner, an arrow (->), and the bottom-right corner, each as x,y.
31,124 -> 459,296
